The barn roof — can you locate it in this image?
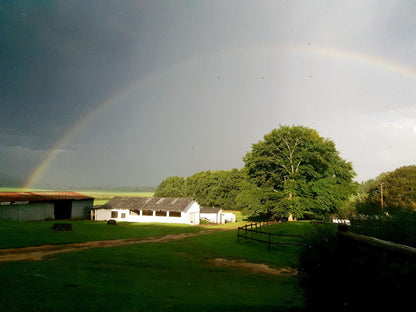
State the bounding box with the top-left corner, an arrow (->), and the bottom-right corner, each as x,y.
0,191 -> 93,203
103,197 -> 195,212
200,207 -> 222,213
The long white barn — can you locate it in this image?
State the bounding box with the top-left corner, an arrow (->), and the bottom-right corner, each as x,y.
92,197 -> 200,225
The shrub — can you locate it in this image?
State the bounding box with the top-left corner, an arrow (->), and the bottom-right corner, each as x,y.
350,212 -> 416,247
299,223 -> 416,311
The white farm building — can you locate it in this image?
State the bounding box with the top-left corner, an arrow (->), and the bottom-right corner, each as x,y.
92,197 -> 200,225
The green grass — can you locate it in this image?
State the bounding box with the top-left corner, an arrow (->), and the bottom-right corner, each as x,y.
0,222 -> 309,311
0,219 -> 203,249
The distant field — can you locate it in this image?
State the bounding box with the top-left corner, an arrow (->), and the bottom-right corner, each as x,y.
0,187 -> 52,192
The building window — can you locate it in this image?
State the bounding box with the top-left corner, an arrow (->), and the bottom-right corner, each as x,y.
111,211 -> 118,219
121,213 -> 126,219
142,210 -> 153,216
156,210 -> 167,217
169,211 -> 181,218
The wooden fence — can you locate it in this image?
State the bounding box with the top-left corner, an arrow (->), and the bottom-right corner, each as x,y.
237,221 -> 304,250
338,225 -> 416,259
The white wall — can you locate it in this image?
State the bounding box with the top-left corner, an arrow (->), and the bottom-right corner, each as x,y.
200,212 -> 220,223
184,201 -> 200,225
222,212 -> 236,223
92,208 -> 112,221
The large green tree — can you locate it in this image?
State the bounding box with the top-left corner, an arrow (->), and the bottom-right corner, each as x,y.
243,125 -> 356,219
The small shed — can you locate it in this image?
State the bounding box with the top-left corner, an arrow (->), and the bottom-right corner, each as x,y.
0,191 -> 94,221
200,207 -> 223,223
91,197 -> 200,225
200,207 -> 236,224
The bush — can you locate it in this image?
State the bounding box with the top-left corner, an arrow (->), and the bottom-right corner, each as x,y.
350,212 -> 416,247
299,223 -> 416,311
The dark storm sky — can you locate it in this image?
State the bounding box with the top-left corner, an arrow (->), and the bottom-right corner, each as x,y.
1,1 -> 416,188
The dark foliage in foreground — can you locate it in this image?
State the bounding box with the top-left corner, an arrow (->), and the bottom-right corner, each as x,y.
299,223 -> 416,311
350,212 -> 416,248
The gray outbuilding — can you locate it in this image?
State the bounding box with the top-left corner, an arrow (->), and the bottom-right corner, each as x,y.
0,191 -> 94,221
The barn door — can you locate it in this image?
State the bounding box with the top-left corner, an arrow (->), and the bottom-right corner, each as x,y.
54,200 -> 72,220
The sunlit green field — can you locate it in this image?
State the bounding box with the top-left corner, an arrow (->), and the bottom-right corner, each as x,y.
0,221 -> 308,311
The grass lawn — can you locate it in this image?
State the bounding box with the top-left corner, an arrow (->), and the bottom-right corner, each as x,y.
0,219 -> 203,249
0,221 -> 308,311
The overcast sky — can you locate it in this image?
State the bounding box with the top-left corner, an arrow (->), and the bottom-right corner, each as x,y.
1,0 -> 416,188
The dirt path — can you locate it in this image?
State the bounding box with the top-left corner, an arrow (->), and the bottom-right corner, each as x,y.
210,258 -> 298,276
0,228 -> 228,262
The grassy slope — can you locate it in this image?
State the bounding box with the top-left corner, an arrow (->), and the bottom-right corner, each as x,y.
0,222 -> 308,311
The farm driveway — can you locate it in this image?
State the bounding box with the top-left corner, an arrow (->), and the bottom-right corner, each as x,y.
0,228 -> 231,262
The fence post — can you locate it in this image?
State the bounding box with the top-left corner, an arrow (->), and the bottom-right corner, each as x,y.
237,227 -> 240,242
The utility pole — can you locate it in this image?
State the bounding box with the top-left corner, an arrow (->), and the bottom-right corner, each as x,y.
379,182 -> 385,210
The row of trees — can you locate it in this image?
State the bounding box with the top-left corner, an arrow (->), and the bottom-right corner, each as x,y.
156,125 -> 357,219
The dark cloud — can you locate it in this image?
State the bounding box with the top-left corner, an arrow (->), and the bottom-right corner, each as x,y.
0,1 -> 145,145
1,1 -> 416,187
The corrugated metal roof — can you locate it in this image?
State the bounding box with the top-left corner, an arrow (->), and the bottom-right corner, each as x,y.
103,197 -> 195,212
200,207 -> 222,213
0,191 -> 93,203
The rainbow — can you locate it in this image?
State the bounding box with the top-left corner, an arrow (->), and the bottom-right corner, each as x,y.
23,45 -> 416,189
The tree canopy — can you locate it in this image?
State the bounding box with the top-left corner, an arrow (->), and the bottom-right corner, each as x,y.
243,125 -> 356,219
